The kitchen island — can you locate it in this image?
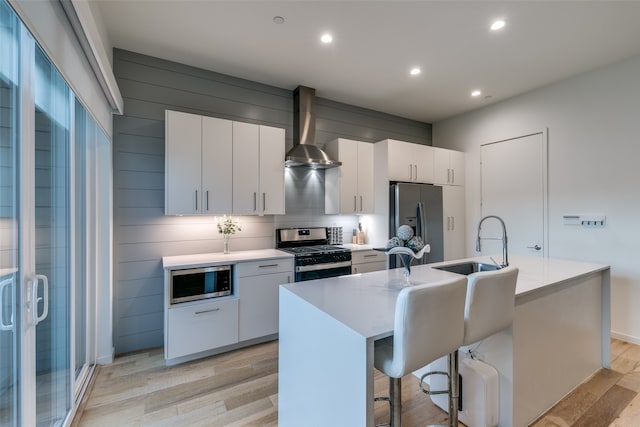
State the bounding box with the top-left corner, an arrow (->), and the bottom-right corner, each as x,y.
278,255 -> 610,427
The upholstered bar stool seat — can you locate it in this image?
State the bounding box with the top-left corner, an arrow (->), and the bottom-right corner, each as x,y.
374,276 -> 468,427
421,266 -> 519,427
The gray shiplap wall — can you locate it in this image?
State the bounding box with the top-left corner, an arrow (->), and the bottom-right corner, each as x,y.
112,48 -> 432,353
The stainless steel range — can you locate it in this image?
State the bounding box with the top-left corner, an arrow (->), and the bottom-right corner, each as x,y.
276,227 -> 351,282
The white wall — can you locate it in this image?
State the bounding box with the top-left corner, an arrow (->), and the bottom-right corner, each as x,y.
433,54 -> 640,344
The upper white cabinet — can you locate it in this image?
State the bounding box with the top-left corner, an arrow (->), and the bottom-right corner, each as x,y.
232,122 -> 285,215
324,138 -> 374,214
434,147 -> 465,186
166,110 -> 285,216
165,110 -> 232,215
385,139 -> 435,184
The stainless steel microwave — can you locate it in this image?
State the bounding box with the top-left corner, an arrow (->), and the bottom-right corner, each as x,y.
170,265 -> 233,304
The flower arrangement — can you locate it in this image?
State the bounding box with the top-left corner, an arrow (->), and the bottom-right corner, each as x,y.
216,215 -> 242,236
216,215 -> 241,254
385,225 -> 425,253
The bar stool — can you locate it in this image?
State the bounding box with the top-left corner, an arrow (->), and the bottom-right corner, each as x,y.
374,276 -> 468,427
421,266 -> 519,427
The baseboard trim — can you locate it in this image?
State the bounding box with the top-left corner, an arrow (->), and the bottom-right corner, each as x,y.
611,331 -> 640,346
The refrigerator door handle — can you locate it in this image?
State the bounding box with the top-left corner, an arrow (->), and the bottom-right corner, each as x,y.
417,202 -> 426,240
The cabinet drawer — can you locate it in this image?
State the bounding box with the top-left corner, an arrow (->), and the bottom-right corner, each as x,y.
352,261 -> 387,275
237,258 -> 294,277
166,298 -> 238,359
351,250 -> 386,265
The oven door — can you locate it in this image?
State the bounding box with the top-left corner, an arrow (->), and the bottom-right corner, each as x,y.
295,261 -> 352,282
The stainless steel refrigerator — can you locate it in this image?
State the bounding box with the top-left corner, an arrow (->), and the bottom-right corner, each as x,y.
389,182 -> 444,267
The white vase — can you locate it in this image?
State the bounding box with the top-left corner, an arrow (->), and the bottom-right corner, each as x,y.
223,234 -> 230,254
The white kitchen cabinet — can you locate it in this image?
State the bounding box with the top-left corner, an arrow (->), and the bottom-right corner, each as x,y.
165,110 -> 232,215
237,258 -> 294,342
442,185 -> 465,260
324,138 -> 374,214
351,249 -> 386,274
166,298 -> 239,360
232,122 -> 285,215
385,139 -> 435,183
434,147 -> 465,186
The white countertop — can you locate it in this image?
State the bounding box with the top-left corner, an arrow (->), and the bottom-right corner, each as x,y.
162,249 -> 293,269
429,254 -> 609,299
341,243 -> 376,251
0,268 -> 17,278
281,255 -> 609,341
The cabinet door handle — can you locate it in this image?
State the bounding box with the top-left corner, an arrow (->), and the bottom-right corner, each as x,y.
452,169 -> 455,184
263,192 -> 266,212
360,195 -> 363,212
206,190 -> 209,211
447,168 -> 451,184
195,308 -> 220,315
259,264 -> 279,268
363,254 -> 378,258
253,192 -> 257,212
354,195 -> 357,212
414,165 -> 418,181
195,190 -> 198,211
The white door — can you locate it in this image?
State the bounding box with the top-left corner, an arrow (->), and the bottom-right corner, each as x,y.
480,131 -> 547,259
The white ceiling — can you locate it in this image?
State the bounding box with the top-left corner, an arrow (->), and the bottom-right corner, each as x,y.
91,0 -> 640,123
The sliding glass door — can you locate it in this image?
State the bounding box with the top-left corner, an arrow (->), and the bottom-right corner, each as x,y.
1,1 -> 105,425
33,45 -> 72,426
0,1 -> 21,425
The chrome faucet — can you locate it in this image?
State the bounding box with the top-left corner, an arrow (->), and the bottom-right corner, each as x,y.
476,215 -> 509,267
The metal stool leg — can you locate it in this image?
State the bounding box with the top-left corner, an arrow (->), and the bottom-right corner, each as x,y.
422,350 -> 460,427
390,377 -> 402,427
374,376 -> 402,427
447,350 -> 459,427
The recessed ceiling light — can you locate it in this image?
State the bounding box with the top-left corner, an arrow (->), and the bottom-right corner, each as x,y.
410,67 -> 421,76
320,33 -> 333,44
490,20 -> 506,31
273,16 -> 285,25
471,90 -> 482,97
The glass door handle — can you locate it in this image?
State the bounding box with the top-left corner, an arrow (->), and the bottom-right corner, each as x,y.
0,278 -> 13,331
29,274 -> 49,326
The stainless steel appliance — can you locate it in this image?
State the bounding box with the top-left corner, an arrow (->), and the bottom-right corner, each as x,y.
276,227 -> 351,282
170,265 -> 233,304
389,182 -> 444,268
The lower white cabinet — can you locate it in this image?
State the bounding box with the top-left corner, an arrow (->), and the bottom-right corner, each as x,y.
351,250 -> 387,274
166,298 -> 239,360
164,254 -> 294,364
237,259 -> 294,342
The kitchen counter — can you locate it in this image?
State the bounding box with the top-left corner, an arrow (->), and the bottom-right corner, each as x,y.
162,249 -> 293,270
278,255 -> 610,427
341,243 -> 376,251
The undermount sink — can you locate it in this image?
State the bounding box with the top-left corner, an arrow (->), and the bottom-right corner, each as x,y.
433,261 -> 501,276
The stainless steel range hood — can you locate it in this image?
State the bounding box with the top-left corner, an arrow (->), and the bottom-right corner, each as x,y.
285,86 -> 341,169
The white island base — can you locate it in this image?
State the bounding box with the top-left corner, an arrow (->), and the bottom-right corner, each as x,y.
278,255 -> 610,427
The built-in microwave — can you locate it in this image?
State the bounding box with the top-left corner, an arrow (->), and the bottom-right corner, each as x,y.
170,265 -> 233,304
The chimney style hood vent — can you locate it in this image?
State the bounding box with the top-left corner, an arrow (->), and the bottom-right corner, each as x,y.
285,86 -> 341,169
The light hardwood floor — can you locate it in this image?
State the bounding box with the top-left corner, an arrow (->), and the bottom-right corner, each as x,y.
73,338 -> 640,426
